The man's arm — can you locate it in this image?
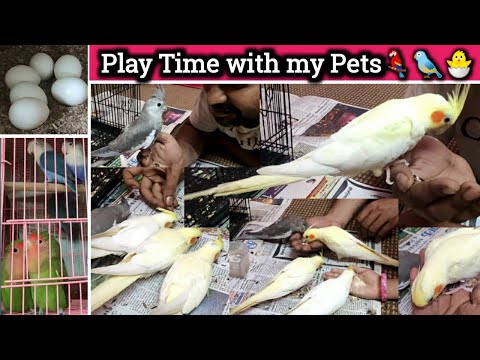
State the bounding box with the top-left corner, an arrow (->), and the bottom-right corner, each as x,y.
174,118 -> 212,168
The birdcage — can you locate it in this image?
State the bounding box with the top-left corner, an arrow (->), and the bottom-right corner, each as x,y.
260,84 -> 294,165
184,167 -> 258,228
91,84 -> 142,166
91,168 -> 125,209
0,138 -> 88,315
229,198 -> 252,240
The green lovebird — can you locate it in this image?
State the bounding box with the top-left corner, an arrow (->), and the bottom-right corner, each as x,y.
27,231 -> 68,315
1,240 -> 33,313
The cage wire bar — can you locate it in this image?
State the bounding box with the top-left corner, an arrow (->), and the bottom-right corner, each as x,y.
260,84 -> 294,165
184,168 -> 258,228
91,84 -> 142,165
229,198 -> 252,240
0,138 -> 88,315
91,168 -> 125,209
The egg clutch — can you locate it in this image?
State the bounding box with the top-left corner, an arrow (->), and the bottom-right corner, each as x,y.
5,53 -> 88,131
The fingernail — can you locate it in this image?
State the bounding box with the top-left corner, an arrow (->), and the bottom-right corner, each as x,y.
441,187 -> 457,195
166,196 -> 173,207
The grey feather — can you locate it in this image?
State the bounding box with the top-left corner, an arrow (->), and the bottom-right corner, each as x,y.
398,251 -> 420,290
91,199 -> 131,236
235,215 -> 308,243
91,86 -> 167,159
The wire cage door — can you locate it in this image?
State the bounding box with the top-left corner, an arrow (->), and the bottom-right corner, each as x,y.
259,84 -> 294,166
229,198 -> 252,240
0,138 -> 88,315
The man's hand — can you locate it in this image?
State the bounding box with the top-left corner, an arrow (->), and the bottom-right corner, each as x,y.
122,133 -> 184,210
410,248 -> 480,315
391,135 -> 480,223
289,216 -> 342,255
355,198 -> 398,239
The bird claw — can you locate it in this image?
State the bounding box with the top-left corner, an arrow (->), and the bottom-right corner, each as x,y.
38,309 -> 45,316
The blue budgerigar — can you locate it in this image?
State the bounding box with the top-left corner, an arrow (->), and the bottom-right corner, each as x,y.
27,140 -> 77,192
414,51 -> 443,79
62,139 -> 86,183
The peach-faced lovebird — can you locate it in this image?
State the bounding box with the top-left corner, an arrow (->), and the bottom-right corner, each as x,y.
414,50 -> 443,79
27,231 -> 68,315
389,49 -> 405,79
1,240 -> 33,313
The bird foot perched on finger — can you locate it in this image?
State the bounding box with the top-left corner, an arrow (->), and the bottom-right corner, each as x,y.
444,278 -> 478,295
385,159 -> 410,185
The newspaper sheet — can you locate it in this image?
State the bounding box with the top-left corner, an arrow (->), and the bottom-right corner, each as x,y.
92,229 -> 229,315
228,200 -> 382,315
398,227 -> 456,315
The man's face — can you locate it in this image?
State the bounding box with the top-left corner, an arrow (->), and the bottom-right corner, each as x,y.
204,84 -> 259,127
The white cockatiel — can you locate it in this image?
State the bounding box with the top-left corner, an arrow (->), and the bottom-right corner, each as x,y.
150,234 -> 224,315
411,227 -> 480,307
287,266 -> 355,315
90,208 -> 177,259
185,84 -> 470,200
230,255 -> 324,315
303,226 -> 399,267
91,227 -> 201,311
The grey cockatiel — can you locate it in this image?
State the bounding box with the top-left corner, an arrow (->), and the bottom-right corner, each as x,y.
91,199 -> 131,236
91,86 -> 167,165
235,215 -> 308,243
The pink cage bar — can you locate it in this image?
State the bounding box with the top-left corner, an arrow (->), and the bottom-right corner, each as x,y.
0,138 -> 88,315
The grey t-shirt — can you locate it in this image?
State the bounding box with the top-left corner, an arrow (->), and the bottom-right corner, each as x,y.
405,84 -> 480,180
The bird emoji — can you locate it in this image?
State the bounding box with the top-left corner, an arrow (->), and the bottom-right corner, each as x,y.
388,49 -> 406,79
414,50 -> 443,79
447,50 -> 472,79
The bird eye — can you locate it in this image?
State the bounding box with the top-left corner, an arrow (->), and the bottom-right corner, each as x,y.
38,240 -> 43,244
157,103 -> 162,107
444,117 -> 451,123
13,248 -> 18,253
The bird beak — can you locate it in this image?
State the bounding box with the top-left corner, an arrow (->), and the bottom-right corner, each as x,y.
414,54 -> 417,59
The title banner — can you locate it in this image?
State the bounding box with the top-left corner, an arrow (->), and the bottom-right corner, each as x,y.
90,45 -> 476,82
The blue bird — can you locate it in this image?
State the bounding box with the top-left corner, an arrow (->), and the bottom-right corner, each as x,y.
62,139 -> 86,183
414,50 -> 443,79
27,140 -> 77,192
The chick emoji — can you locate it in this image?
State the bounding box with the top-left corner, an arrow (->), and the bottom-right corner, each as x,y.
447,50 -> 472,79
447,50 -> 471,68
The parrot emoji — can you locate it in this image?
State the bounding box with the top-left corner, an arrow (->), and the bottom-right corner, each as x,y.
388,49 -> 406,79
91,86 -> 167,167
235,215 -> 308,243
151,234 -> 224,315
1,240 -> 33,314
27,139 -> 77,193
62,139 -> 86,183
411,227 -> 480,308
230,255 -> 323,315
184,84 -> 470,199
414,50 -> 443,79
26,231 -> 68,315
90,207 -> 177,259
91,199 -> 131,236
303,226 -> 399,267
447,50 -> 472,69
287,266 -> 355,315
91,227 -> 201,312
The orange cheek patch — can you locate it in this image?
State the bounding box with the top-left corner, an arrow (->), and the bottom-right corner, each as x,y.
309,234 -> 315,240
165,222 -> 172,228
214,253 -> 220,261
434,284 -> 445,298
190,237 -> 198,245
431,111 -> 444,124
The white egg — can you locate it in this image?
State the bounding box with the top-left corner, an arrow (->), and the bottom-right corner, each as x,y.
51,77 -> 87,106
5,65 -> 41,89
29,52 -> 54,81
9,97 -> 49,130
54,54 -> 82,79
10,82 -> 48,104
